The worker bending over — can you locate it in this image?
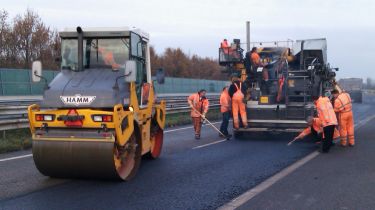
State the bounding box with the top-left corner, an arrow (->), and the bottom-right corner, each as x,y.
229,77 -> 248,129
188,89 -> 209,140
219,86 -> 232,138
331,89 -> 355,147
314,96 -> 338,153
293,116 -> 340,143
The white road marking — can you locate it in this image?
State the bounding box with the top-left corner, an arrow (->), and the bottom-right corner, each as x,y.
0,154 -> 33,162
192,139 -> 227,149
164,121 -> 221,133
218,151 -> 320,210
219,113 -> 375,210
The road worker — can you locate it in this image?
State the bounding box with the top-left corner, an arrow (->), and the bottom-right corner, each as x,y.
250,47 -> 263,70
331,89 -> 355,147
228,77 -> 248,129
98,47 -> 121,70
314,96 -> 338,153
219,86 -> 232,138
293,116 -> 340,143
188,89 -> 209,139
221,39 -> 230,54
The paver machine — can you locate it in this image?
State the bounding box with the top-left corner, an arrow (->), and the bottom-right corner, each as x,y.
219,38 -> 339,136
28,27 -> 166,180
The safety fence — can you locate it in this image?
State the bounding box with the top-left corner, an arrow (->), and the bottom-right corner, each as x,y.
0,68 -> 229,95
0,94 -> 220,132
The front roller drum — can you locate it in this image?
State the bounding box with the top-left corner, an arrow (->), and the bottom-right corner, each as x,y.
33,133 -> 141,180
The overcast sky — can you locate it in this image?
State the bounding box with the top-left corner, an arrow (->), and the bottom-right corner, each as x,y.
3,0 -> 375,79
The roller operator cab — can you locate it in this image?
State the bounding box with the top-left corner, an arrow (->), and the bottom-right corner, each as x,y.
219,38 -> 338,136
28,27 -> 166,180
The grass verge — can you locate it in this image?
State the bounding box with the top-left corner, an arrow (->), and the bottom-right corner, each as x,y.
0,129 -> 32,154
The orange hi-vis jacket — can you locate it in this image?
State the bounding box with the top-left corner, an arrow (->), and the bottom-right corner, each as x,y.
220,90 -> 231,113
188,93 -> 209,118
334,92 -> 352,113
316,96 -> 338,127
297,118 -> 340,139
251,52 -> 261,66
98,47 -> 120,69
221,40 -> 229,54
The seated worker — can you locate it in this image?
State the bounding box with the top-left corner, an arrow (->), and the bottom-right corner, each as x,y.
228,76 -> 248,129
98,47 -> 121,70
293,116 -> 340,144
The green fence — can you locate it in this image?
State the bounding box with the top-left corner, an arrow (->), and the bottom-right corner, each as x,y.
0,68 -> 229,95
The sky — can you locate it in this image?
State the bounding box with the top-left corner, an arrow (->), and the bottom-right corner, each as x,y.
2,0 -> 375,79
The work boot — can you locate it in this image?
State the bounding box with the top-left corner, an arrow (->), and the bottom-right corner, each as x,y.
225,134 -> 232,140
195,134 -> 200,140
349,144 -> 355,147
219,133 -> 225,137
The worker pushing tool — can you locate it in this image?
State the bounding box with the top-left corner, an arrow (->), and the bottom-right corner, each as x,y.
188,89 -> 209,139
288,116 -> 340,146
331,89 -> 355,146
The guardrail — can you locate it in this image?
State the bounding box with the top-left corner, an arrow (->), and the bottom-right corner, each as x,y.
0,94 -> 220,132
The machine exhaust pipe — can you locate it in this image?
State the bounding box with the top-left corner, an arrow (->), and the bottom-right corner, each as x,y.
246,21 -> 250,52
77,26 -> 83,71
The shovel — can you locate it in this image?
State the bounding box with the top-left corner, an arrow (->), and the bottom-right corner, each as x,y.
192,106 -> 231,140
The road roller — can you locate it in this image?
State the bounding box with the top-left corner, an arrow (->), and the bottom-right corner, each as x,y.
28,27 -> 166,180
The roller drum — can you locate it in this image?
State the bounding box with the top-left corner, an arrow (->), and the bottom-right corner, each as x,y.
32,140 -> 119,179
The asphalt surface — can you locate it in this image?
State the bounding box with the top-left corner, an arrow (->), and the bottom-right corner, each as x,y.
238,109 -> 375,210
0,97 -> 374,210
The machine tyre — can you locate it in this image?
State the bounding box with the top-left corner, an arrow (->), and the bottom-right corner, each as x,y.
147,126 -> 164,159
234,130 -> 244,139
114,132 -> 142,181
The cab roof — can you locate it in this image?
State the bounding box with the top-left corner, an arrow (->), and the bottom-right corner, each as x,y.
59,27 -> 149,40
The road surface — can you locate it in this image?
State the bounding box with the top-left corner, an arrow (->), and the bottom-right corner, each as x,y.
0,98 -> 374,210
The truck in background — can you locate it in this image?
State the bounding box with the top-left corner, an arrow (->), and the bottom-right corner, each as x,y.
338,78 -> 363,103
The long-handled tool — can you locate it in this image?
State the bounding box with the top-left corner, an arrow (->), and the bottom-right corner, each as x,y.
287,137 -> 299,146
191,106 -> 231,140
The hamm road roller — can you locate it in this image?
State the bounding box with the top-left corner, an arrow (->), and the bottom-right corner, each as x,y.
28,27 -> 166,180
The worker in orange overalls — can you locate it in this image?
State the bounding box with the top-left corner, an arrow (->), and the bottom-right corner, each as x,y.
228,77 -> 248,129
188,89 -> 209,139
293,116 -> 340,143
219,86 -> 232,138
331,89 -> 355,147
314,96 -> 338,153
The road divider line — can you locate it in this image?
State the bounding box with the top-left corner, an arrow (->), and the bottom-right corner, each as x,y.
219,113 -> 375,210
0,154 -> 33,162
164,121 -> 221,133
192,139 -> 227,149
218,151 -> 319,210
0,121 -> 224,162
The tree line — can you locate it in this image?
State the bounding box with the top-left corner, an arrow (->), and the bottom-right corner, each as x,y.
0,9 -> 226,80
0,9 -> 60,69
